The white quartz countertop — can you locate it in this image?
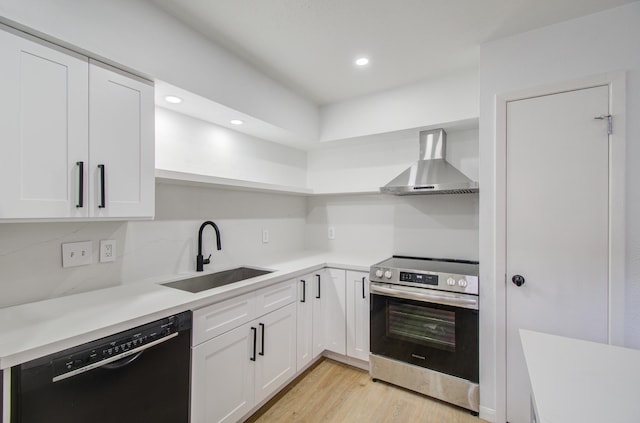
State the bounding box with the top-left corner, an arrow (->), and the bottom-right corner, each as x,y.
520,329 -> 640,423
0,251 -> 385,369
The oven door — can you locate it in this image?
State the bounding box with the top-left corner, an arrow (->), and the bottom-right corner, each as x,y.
370,283 -> 478,382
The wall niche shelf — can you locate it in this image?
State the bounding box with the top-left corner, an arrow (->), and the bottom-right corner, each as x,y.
155,169 -> 314,195
155,169 -> 382,196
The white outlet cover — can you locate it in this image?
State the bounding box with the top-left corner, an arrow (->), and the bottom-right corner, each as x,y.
328,226 -> 336,240
100,239 -> 116,263
62,241 -> 93,268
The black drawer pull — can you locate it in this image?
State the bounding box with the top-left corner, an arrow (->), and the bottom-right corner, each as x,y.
362,276 -> 366,299
98,164 -> 106,208
250,327 -> 257,361
259,323 -> 265,356
300,279 -> 306,302
315,274 -> 321,299
76,161 -> 84,208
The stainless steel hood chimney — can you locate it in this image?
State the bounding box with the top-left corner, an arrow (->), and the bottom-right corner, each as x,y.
380,129 -> 479,195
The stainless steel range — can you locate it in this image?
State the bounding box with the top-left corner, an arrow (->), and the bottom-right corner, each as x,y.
369,256 -> 479,413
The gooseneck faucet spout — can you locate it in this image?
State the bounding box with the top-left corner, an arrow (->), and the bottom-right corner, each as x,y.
197,221 -> 222,272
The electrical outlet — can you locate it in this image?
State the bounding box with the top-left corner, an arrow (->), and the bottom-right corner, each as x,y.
62,241 -> 93,268
100,239 -> 116,263
262,229 -> 269,244
328,226 -> 336,240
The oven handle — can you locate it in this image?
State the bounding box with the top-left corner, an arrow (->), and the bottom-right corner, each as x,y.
369,283 -> 478,310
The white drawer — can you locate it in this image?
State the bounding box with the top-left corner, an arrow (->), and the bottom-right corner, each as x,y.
255,279 -> 296,318
192,291 -> 256,346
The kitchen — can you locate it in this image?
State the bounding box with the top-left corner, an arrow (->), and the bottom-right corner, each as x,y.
1,1 -> 639,422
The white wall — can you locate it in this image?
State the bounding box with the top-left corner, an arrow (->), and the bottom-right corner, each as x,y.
305,194 -> 479,261
479,2 -> 640,420
307,127 -> 479,193
320,68 -> 478,141
0,0 -> 319,142
0,185 -> 307,308
156,108 -> 307,187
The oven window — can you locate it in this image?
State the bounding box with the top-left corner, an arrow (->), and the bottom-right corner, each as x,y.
387,302 -> 455,351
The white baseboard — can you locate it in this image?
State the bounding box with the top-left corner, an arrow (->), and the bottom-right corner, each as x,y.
479,405 -> 496,422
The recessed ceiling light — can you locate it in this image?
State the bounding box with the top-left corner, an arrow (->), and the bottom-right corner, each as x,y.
164,95 -> 182,104
230,119 -> 244,125
355,57 -> 369,66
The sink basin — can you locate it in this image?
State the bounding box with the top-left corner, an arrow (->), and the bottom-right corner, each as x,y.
162,267 -> 273,293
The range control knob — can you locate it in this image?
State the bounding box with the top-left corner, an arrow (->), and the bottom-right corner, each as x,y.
446,277 -> 456,286
384,270 -> 392,279
458,279 -> 468,288
375,269 -> 383,278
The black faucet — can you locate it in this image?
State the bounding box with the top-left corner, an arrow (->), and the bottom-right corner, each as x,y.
196,221 -> 222,272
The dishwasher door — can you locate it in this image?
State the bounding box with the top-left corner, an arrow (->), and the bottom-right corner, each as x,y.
11,311 -> 191,423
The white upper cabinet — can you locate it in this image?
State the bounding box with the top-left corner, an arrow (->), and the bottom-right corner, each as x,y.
0,27 -> 154,220
0,28 -> 89,218
88,61 -> 154,218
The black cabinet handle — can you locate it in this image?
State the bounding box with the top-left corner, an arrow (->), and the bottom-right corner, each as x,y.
250,327 -> 257,361
362,276 -> 366,299
259,323 -> 265,356
315,274 -> 321,299
300,279 -> 306,303
98,164 -> 106,208
76,161 -> 84,208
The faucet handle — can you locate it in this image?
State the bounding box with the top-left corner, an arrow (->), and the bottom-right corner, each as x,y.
203,254 -> 211,265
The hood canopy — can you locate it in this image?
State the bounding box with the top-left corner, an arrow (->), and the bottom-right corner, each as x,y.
380,129 -> 479,195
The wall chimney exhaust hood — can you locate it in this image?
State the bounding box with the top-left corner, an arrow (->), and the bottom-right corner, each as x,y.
380,129 -> 479,195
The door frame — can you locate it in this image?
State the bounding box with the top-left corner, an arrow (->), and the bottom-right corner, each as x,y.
494,72 -> 626,422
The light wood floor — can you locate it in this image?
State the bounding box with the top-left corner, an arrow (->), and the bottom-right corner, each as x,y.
246,359 -> 487,423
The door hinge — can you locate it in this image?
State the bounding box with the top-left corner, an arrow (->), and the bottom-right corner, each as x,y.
594,114 -> 612,135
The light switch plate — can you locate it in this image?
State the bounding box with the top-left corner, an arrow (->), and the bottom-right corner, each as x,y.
62,241 -> 93,268
262,229 -> 269,244
100,239 -> 116,263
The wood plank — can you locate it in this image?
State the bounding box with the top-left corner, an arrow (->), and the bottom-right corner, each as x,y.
246,359 -> 486,422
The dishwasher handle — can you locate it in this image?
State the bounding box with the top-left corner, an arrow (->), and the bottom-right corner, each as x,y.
52,332 -> 179,383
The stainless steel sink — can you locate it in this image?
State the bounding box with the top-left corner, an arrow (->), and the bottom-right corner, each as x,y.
162,267 -> 273,293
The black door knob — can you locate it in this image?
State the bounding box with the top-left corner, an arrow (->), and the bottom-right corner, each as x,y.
512,275 -> 525,287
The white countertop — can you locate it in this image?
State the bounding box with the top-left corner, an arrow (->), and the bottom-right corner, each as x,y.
0,251 -> 384,369
520,329 -> 640,423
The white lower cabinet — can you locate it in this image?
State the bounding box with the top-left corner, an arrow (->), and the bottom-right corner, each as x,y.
191,280 -> 297,423
322,269 -> 347,355
296,274 -> 315,371
192,323 -> 255,423
346,271 -> 370,361
254,303 -> 297,404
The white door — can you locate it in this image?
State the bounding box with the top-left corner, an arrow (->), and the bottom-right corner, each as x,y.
296,275 -> 314,370
254,303 -> 297,404
191,323 -> 255,423
346,271 -> 370,361
89,61 -> 154,218
312,270 -> 326,357
323,268 -> 347,355
506,86 -> 610,423
0,28 -> 88,218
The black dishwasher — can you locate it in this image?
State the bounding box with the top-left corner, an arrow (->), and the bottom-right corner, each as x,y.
11,311 -> 191,423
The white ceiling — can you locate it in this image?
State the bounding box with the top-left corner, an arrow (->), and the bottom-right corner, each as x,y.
149,0 -> 635,106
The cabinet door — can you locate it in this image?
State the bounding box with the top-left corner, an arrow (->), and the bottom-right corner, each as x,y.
296,275 -> 314,371
323,269 -> 346,355
346,271 -> 370,361
311,270 -> 326,357
254,303 -> 297,404
192,292 -> 255,346
255,279 -> 296,317
0,28 -> 88,218
191,323 -> 255,423
89,61 -> 154,218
